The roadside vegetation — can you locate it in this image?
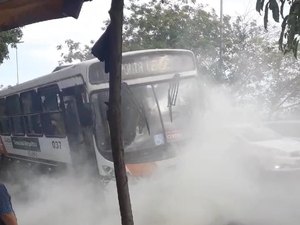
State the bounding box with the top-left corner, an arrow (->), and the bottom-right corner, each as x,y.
56,0 -> 300,118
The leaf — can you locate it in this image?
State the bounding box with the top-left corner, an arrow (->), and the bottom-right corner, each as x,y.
256,0 -> 266,13
280,0 -> 286,19
256,0 -> 262,12
264,2 -> 270,30
269,0 -> 280,22
0,28 -> 23,64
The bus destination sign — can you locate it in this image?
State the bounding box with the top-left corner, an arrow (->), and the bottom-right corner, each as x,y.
121,52 -> 195,78
89,51 -> 196,84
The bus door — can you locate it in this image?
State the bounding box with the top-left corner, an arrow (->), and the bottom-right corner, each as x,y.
62,89 -> 97,173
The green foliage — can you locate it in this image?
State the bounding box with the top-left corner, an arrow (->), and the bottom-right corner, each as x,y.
58,0 -> 231,81
56,0 -> 300,114
122,0 -> 232,82
56,39 -> 95,65
256,0 -> 300,57
0,28 -> 23,64
269,0 -> 280,22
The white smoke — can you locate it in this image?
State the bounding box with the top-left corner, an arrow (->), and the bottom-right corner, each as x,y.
3,85 -> 300,225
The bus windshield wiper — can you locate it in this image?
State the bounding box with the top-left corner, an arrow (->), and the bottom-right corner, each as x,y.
168,74 -> 180,122
121,82 -> 150,135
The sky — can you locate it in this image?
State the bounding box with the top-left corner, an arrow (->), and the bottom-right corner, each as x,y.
0,0 -> 263,87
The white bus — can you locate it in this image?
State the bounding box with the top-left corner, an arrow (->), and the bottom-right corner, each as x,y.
0,49 -> 199,179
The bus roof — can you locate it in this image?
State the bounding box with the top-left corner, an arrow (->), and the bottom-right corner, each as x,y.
0,49 -> 194,97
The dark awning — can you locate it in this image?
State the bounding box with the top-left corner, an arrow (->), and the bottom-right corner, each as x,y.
0,0 -> 90,31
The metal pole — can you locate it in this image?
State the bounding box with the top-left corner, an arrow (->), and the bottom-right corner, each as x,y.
16,45 -> 19,85
219,0 -> 223,79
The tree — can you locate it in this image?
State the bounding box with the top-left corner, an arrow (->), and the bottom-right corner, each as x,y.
56,39 -> 94,65
58,0 -> 234,81
56,0 -> 300,116
227,16 -> 300,116
122,0 -> 235,81
0,28 -> 23,64
56,1 -> 271,86
214,14 -> 297,92
256,0 -> 300,57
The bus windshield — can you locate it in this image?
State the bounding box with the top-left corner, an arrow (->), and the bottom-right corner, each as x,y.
91,76 -> 197,163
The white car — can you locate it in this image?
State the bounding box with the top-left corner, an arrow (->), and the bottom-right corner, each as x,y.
233,121 -> 300,173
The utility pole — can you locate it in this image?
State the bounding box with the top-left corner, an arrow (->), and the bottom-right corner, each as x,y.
15,45 -> 19,85
219,0 -> 223,80
15,41 -> 23,85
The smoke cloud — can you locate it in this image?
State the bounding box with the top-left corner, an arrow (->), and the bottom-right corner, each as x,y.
2,85 -> 300,225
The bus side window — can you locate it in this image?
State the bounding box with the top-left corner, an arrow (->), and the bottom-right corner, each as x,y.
63,97 -> 80,135
6,95 -> 24,136
20,90 -> 43,136
0,98 -> 10,135
38,85 -> 66,138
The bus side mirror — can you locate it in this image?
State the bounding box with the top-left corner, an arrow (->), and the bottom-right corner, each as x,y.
79,103 -> 93,127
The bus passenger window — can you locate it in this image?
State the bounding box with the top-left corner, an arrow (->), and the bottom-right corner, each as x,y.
0,98 -> 10,135
6,95 -> 24,136
10,116 -> 25,136
42,113 -> 65,137
38,85 -> 66,138
41,94 -> 60,111
21,90 -> 43,136
0,118 -> 10,135
21,90 -> 41,113
24,115 -> 42,135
